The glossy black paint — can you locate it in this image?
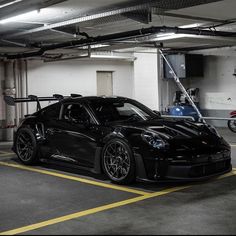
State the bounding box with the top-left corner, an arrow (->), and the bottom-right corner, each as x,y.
13,96 -> 232,182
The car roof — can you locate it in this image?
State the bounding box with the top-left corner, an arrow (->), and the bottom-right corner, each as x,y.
61,96 -> 129,104
34,96 -> 132,116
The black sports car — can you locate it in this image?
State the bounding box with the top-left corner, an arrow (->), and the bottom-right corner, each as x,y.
6,95 -> 232,184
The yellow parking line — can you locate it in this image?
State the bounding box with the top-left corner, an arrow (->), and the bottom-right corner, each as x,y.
217,170 -> 236,179
0,151 -> 7,154
0,153 -> 14,157
0,151 -> 13,155
0,166 -> 235,235
0,162 -> 150,196
0,186 -> 190,236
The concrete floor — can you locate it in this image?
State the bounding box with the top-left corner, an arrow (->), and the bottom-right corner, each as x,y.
0,128 -> 236,235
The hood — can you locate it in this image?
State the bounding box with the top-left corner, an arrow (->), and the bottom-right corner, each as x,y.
115,118 -> 214,139
114,119 -> 229,153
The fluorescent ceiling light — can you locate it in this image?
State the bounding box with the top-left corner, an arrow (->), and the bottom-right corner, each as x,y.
0,10 -> 39,24
152,33 -> 188,42
179,23 -> 203,29
91,55 -> 136,61
0,0 -> 23,9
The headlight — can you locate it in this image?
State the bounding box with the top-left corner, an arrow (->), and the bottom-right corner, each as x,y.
142,131 -> 167,149
208,125 -> 221,138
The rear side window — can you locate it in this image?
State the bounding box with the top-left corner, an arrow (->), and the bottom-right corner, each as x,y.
43,103 -> 61,119
62,103 -> 95,124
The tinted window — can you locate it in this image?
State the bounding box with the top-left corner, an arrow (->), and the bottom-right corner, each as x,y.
43,103 -> 61,119
90,100 -> 155,124
62,104 -> 94,124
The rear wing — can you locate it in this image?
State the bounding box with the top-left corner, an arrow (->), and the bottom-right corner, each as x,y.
4,94 -> 82,112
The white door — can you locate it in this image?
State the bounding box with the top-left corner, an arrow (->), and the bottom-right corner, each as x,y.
97,71 -> 113,96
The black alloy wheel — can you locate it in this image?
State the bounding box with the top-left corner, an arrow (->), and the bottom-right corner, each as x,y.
16,128 -> 39,165
102,139 -> 135,185
228,116 -> 236,133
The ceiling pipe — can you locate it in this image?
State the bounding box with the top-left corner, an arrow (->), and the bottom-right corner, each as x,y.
5,26 -> 236,59
3,0 -> 222,39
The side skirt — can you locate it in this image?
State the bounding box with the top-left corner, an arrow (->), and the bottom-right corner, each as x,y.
39,147 -> 103,175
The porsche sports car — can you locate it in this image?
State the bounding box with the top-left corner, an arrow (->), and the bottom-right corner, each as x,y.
5,95 -> 232,184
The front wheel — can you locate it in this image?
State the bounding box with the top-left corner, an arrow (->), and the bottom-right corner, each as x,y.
15,128 -> 39,165
228,116 -> 236,133
102,139 -> 136,185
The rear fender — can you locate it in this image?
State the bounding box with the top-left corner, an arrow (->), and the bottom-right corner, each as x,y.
14,121 -> 46,153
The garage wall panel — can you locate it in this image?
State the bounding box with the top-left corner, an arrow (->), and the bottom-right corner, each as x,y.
27,59 -> 134,113
133,53 -> 159,110
189,56 -> 236,109
188,56 -> 236,126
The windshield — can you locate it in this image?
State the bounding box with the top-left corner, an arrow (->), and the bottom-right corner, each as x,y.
90,99 -> 157,124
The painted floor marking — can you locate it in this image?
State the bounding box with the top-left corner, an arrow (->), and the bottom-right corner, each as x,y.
0,162 -> 235,235
0,151 -> 13,154
2,169 -> 236,236
0,186 -> 190,236
0,153 -> 14,157
217,170 -> 236,179
0,161 -> 150,196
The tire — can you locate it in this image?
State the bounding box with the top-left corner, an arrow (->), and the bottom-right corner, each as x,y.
228,116 -> 236,133
15,128 -> 39,165
102,138 -> 136,185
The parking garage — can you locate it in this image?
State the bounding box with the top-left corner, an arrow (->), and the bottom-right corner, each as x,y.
0,0 -> 236,235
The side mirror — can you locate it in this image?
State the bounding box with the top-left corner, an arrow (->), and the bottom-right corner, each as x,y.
153,110 -> 161,116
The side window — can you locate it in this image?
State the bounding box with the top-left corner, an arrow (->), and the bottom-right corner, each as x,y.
62,104 -> 94,125
43,103 -> 61,119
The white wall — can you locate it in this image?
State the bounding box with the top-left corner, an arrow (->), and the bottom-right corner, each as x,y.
160,55 -> 236,127
133,53 -> 159,110
160,55 -> 236,108
188,56 -> 236,110
27,59 -> 134,113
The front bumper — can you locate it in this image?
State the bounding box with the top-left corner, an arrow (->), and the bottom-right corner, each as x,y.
165,159 -> 232,181
136,151 -> 232,182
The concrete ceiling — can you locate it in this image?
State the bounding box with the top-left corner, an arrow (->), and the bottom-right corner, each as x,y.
0,0 -> 235,57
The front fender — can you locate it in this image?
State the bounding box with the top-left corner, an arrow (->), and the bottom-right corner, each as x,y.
101,128 -> 149,179
102,127 -> 129,144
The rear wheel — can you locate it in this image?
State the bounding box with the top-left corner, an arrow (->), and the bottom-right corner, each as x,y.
15,128 -> 39,165
102,139 -> 136,185
228,116 -> 236,133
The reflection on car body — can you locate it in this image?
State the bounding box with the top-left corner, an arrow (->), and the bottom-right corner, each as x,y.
12,96 -> 232,184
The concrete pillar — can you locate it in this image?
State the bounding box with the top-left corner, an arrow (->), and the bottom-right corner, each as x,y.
14,60 -> 28,125
4,61 -> 16,141
0,61 -> 4,141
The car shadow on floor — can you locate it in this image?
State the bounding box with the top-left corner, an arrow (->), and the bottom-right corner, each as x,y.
4,155 -> 235,193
